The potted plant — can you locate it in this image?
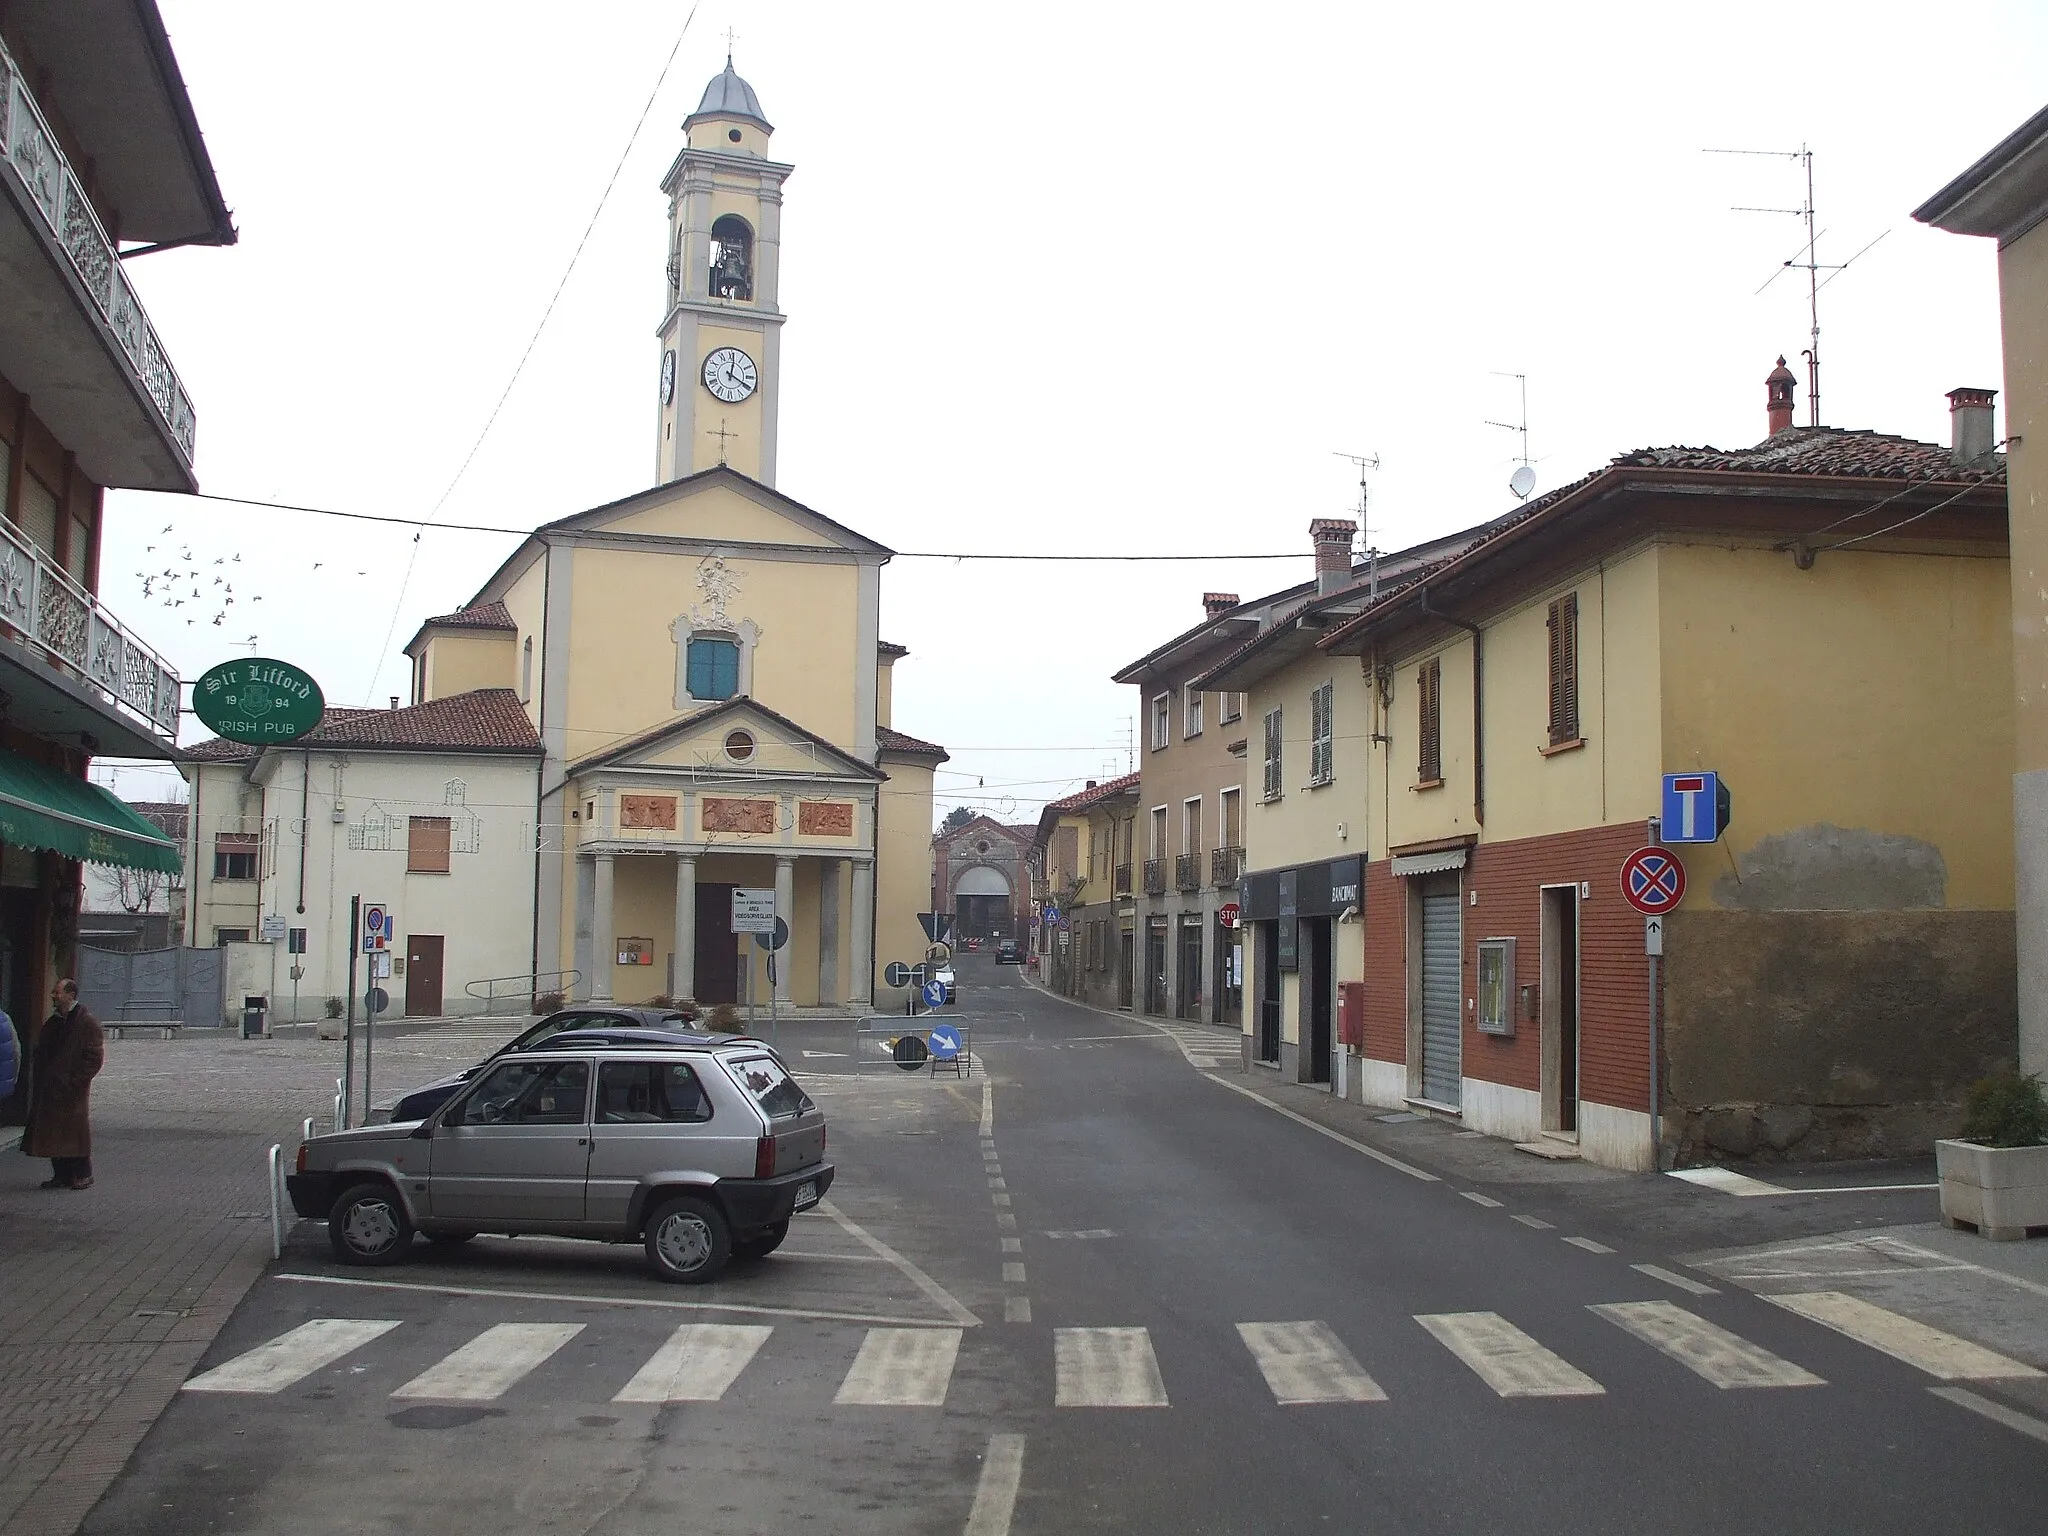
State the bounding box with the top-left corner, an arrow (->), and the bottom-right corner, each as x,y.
1938,1071 -> 2048,1240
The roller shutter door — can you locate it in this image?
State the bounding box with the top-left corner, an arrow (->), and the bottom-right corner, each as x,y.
1420,886 -> 1461,1107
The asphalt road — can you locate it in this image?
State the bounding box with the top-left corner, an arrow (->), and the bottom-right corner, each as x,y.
83,957 -> 2047,1534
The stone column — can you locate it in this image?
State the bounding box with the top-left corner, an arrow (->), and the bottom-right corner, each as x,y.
591,852 -> 615,1002
848,857 -> 875,1008
773,855 -> 796,1007
816,858 -> 841,1009
673,854 -> 697,1002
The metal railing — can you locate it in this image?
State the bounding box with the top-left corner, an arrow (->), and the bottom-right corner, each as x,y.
1211,846 -> 1243,887
0,39 -> 198,462
1175,852 -> 1202,892
0,516 -> 180,741
464,969 -> 582,1012
1142,859 -> 1166,896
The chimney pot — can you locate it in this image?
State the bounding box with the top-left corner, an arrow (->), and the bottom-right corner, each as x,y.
389,696 -> 399,711
1309,519 -> 1357,596
1203,591 -> 1240,620
1948,386 -> 1997,467
1765,356 -> 1797,436
1084,780 -> 1096,790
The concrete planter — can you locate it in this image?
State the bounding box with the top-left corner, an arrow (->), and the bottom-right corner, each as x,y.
1937,1138 -> 2048,1240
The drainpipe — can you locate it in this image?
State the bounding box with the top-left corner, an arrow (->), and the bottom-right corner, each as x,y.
296,747 -> 310,914
1419,589 -> 1483,827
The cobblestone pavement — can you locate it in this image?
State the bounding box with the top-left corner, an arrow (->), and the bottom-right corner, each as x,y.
0,1017 -> 528,1536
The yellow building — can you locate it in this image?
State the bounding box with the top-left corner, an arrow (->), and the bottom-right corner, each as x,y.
1914,106 -> 2048,1081
1206,373 -> 2014,1170
402,59 -> 945,1012
1031,775 -> 1136,1007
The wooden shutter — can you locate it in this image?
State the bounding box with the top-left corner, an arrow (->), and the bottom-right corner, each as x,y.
1263,709 -> 1282,798
1418,658 -> 1442,783
408,816 -> 452,874
1547,594 -> 1579,745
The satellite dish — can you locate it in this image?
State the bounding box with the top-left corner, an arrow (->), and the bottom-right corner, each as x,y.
1509,464 -> 1537,501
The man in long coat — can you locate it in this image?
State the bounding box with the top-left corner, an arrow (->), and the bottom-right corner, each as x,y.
23,979 -> 103,1190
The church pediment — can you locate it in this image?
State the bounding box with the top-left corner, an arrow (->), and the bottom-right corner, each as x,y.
568,697 -> 882,782
540,466 -> 891,558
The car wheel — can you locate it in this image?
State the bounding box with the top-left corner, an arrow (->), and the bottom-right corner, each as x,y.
732,1220 -> 789,1261
644,1195 -> 730,1285
424,1230 -> 477,1247
328,1182 -> 414,1266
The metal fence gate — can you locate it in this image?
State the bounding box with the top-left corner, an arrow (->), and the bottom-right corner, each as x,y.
1419,884 -> 1462,1107
78,945 -> 227,1028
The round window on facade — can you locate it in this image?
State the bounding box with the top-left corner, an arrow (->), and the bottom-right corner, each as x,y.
977,840 -> 990,854
728,127 -> 743,143
724,729 -> 756,762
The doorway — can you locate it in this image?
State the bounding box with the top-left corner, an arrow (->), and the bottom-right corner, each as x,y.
1175,915 -> 1203,1021
694,884 -> 739,1004
1214,920 -> 1242,1025
1541,884 -> 1581,1134
404,934 -> 444,1017
1255,921 -> 1281,1064
1117,929 -> 1134,1009
1144,918 -> 1168,1015
1302,917 -> 1332,1085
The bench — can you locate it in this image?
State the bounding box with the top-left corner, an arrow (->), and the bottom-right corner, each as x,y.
108,1019 -> 183,1040
110,1004 -> 184,1040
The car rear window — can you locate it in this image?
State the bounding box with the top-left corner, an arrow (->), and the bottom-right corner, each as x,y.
728,1055 -> 814,1119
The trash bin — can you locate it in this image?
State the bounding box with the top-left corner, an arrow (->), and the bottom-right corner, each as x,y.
242,994 -> 268,1040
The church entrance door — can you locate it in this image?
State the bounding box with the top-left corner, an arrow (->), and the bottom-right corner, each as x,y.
693,883 -> 740,1004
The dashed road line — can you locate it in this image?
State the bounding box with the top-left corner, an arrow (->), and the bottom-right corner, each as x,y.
1512,1215 -> 1555,1230
1461,1192 -> 1504,1208
1564,1236 -> 1617,1255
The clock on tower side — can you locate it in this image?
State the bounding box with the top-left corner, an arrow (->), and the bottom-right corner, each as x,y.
655,62 -> 793,487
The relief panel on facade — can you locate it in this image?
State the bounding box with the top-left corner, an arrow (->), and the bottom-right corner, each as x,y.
702,796 -> 776,835
620,794 -> 679,831
798,800 -> 854,837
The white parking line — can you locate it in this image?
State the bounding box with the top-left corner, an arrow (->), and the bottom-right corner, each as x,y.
613,1323 -> 772,1403
1055,1327 -> 1169,1407
1767,1291 -> 2045,1381
835,1327 -> 963,1406
964,1434 -> 1026,1536
1417,1312 -> 1605,1398
1591,1301 -> 1823,1389
820,1200 -> 983,1328
1237,1321 -> 1386,1404
183,1319 -> 399,1394
392,1322 -> 583,1401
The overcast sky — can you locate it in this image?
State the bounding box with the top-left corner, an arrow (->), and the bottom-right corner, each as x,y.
92,1 -> 2048,821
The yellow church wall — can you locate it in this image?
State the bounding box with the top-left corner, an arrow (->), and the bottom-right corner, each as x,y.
683,323 -> 769,479
498,560 -> 546,726
417,629 -> 515,703
875,758 -> 937,1006
563,546 -> 860,761
1657,539 -> 2014,911
606,854 -> 674,1005
878,658 -> 895,730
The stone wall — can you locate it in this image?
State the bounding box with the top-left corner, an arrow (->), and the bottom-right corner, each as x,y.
1661,909 -> 2017,1162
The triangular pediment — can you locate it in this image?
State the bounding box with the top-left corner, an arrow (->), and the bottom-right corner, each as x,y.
568,697 -> 882,782
549,466 -> 890,554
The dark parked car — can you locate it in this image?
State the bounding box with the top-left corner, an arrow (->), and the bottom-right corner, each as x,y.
995,939 -> 1022,964
383,1007 -> 709,1123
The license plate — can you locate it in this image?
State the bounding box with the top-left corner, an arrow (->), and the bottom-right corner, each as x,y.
792,1180 -> 819,1210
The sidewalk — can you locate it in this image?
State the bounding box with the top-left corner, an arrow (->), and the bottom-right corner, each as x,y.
0,1018 -> 529,1536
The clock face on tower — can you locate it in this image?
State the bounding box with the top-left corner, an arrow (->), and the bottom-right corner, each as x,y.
659,349 -> 676,405
701,346 -> 758,404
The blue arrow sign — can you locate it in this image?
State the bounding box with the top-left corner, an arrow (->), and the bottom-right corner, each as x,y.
928,1022 -> 963,1059
921,979 -> 946,1008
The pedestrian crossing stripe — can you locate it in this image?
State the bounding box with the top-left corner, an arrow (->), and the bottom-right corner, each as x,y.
182,1291 -> 2028,1408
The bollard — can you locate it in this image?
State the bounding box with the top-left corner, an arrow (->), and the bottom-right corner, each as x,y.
267,1144 -> 284,1260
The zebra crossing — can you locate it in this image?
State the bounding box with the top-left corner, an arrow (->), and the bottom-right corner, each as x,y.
1147,1020 -> 1241,1071
180,1289 -> 2039,1411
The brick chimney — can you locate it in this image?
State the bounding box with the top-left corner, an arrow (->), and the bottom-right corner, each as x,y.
1203,592 -> 1239,620
1309,519 -> 1357,596
1948,386 -> 1997,467
1765,356 -> 1797,436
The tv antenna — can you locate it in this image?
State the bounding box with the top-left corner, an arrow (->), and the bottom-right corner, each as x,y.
1706,143 -> 1888,428
1333,451 -> 1381,597
1484,372 -> 1536,500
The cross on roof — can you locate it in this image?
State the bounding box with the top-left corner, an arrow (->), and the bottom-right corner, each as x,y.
707,418 -> 738,462
724,26 -> 739,63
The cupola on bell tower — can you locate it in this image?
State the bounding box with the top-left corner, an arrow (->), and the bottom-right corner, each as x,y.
655,58 -> 791,486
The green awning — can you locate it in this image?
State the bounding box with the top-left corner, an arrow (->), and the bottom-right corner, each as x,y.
0,750 -> 182,875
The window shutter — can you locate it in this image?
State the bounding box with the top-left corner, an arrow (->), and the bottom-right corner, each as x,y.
408,816 -> 452,874
1418,658 -> 1442,783
1548,595 -> 1579,744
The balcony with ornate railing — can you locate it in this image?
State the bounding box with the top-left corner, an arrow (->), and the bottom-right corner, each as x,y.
1211,845 -> 1244,887
0,516 -> 180,747
0,38 -> 198,471
1142,858 -> 1166,896
1175,852 -> 1202,892
1113,862 -> 1132,898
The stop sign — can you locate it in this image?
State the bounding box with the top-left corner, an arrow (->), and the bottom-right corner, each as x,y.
1218,902 -> 1242,929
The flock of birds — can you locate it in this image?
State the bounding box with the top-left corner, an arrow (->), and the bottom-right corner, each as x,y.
134,522 -> 376,645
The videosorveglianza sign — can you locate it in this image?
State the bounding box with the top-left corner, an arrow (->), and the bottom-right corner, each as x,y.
192,656 -> 326,744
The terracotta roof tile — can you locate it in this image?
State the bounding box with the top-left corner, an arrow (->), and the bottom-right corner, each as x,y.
1612,426 -> 2006,483
1043,772 -> 1139,814
877,725 -> 948,760
185,689 -> 541,760
424,600 -> 515,631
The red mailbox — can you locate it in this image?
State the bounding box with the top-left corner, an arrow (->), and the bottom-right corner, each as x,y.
1337,980 -> 1365,1049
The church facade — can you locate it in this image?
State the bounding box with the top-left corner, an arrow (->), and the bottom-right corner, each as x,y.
186,59 -> 945,1016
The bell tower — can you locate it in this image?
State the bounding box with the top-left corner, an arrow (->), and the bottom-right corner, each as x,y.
655,58 -> 792,486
